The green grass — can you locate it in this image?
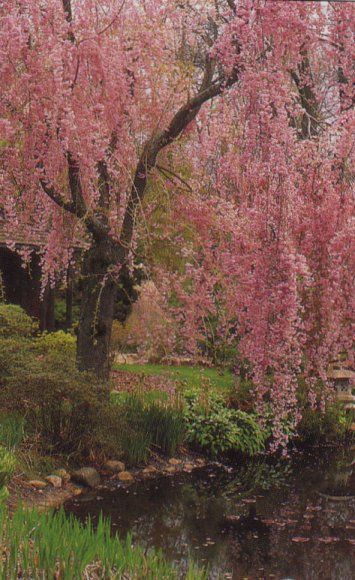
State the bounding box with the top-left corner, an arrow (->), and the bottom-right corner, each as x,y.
113,362 -> 235,391
0,506 -> 206,579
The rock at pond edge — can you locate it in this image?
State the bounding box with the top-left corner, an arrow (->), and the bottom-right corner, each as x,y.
118,471 -> 134,482
45,475 -> 62,488
105,460 -> 125,473
71,467 -> 100,488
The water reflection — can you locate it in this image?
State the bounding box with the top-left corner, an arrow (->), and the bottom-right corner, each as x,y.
66,450 -> 355,579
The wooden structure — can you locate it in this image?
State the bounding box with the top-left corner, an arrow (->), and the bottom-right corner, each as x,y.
0,245 -> 55,331
327,360 -> 354,425
0,222 -> 81,331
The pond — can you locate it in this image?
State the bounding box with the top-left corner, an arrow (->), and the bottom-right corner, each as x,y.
65,449 -> 355,579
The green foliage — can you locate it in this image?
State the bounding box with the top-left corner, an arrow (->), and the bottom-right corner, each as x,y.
54,298 -> 80,328
184,389 -> 266,457
111,394 -> 186,464
35,329 -> 76,353
0,305 -> 105,456
198,313 -> 239,369
114,362 -> 235,391
0,506 -> 205,578
0,303 -> 37,337
297,403 -> 351,444
0,447 -> 16,503
229,377 -> 255,412
0,413 -> 24,451
296,379 -> 352,445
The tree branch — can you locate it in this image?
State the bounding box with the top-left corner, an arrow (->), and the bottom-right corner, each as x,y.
39,175 -> 76,215
66,151 -> 87,215
38,159 -> 109,240
156,164 -> 193,193
62,0 -> 75,42
120,60 -> 240,248
226,0 -> 237,14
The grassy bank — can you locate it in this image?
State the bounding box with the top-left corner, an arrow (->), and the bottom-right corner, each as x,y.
0,505 -> 205,579
113,362 -> 235,391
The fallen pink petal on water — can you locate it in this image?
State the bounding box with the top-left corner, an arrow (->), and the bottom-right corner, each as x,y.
292,537 -> 310,543
317,537 -> 340,544
306,505 -> 322,512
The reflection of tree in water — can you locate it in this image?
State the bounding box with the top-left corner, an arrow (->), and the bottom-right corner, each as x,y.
320,453 -> 354,498
221,504 -> 271,574
66,450 -> 355,579
232,459 -> 293,492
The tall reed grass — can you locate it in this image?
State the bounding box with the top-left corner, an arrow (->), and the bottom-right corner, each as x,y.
0,413 -> 24,451
0,506 -> 205,579
115,393 -> 186,463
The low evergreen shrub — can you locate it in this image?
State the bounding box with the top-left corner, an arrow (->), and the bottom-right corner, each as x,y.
0,305 -> 110,456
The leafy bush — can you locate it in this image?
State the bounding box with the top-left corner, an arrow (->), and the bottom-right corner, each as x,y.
0,303 -> 37,337
297,403 -> 350,445
0,506 -> 205,578
296,379 -> 352,445
184,390 -> 266,457
0,305 -> 108,456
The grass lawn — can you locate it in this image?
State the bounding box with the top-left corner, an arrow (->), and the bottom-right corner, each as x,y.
113,362 -> 235,391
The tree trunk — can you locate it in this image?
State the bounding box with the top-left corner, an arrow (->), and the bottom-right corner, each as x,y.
76,237 -> 121,381
65,266 -> 73,329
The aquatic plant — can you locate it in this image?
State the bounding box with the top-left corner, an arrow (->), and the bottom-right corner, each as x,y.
0,506 -> 206,579
0,413 -> 25,451
0,446 -> 16,504
115,394 -> 186,463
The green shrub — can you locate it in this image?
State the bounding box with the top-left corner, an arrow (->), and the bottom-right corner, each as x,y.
0,506 -> 205,578
54,298 -> 80,328
297,403 -> 350,444
0,303 -> 37,337
184,389 -> 266,457
0,306 -> 107,456
229,377 -> 255,412
296,378 -> 352,445
35,329 -> 76,353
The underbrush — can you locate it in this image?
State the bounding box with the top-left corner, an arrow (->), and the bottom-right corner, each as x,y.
231,374 -> 353,448
184,388 -> 266,457
294,378 -> 352,446
0,446 -> 16,503
0,305 -> 103,456
1,303 -> 350,472
111,392 -> 186,463
0,506 -> 204,579
0,304 -> 187,464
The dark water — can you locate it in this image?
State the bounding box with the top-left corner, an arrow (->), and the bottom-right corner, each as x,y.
65,449 -> 355,579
